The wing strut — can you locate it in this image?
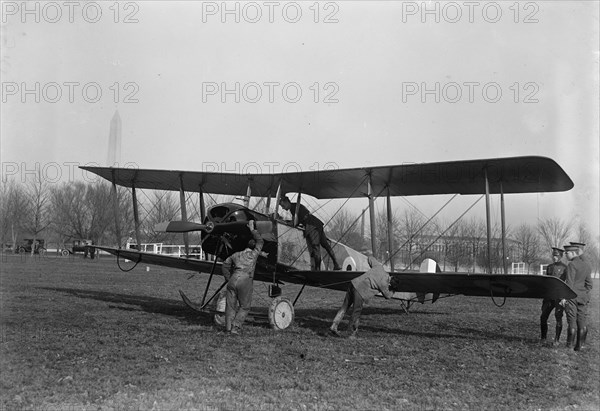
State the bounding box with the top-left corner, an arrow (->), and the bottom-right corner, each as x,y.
111,169 -> 122,247
500,182 -> 507,274
199,187 -> 206,222
200,239 -> 223,306
132,181 -> 142,250
368,173 -> 377,255
179,174 -> 189,256
386,186 -> 395,272
484,168 -> 493,274
293,284 -> 306,306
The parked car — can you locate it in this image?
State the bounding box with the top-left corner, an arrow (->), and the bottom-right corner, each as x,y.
16,239 -> 46,256
61,239 -> 95,258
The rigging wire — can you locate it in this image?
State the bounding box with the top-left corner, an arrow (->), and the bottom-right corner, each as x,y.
402,195 -> 484,271
381,194 -> 459,267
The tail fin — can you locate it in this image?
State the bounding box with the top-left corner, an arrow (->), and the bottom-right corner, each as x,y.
416,258 -> 441,304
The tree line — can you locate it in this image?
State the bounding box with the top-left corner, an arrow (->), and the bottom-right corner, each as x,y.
324,204 -> 599,274
1,176 -> 598,274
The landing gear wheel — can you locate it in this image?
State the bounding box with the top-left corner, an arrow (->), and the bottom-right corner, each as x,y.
61,249 -> 70,257
268,297 -> 294,330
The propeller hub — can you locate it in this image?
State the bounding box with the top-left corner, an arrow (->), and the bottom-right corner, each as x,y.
205,221 -> 215,233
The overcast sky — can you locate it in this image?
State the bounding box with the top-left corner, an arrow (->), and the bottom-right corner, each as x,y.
1,1 -> 599,241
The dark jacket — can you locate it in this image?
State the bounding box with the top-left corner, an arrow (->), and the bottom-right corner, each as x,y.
546,261 -> 567,281
565,256 -> 593,304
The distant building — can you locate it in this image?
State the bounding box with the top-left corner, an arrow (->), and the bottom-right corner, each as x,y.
385,234 -> 524,274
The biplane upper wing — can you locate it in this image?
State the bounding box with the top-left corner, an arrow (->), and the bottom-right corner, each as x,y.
97,246 -> 576,301
81,155 -> 573,199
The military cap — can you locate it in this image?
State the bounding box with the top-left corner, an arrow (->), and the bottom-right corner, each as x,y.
563,245 -> 579,252
551,247 -> 564,256
569,241 -> 586,248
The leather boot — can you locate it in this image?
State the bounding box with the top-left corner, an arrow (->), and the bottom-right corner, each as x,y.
566,328 -> 575,348
574,327 -> 583,351
574,327 -> 588,351
540,322 -> 548,342
553,326 -> 562,346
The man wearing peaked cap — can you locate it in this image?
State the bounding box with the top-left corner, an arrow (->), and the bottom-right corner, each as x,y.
569,242 -> 587,261
539,247 -> 567,346
562,244 -> 593,351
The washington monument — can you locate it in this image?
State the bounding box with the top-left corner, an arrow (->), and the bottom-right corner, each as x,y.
106,110 -> 122,167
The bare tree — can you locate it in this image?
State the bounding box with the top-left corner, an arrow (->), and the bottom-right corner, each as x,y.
396,208 -> 427,269
0,178 -> 28,249
512,223 -> 542,274
50,181 -> 116,246
325,209 -> 364,251
21,172 -> 51,254
463,217 -> 486,273
537,217 -> 571,250
142,191 -> 180,243
440,219 -> 465,272
573,221 -> 591,245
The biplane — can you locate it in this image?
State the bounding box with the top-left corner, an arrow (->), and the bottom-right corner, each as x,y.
81,156 -> 577,330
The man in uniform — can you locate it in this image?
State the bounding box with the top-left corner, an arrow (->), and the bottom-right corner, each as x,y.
562,243 -> 593,351
280,195 -> 341,271
570,241 -> 587,262
540,247 -> 567,346
330,255 -> 393,338
221,221 -> 264,334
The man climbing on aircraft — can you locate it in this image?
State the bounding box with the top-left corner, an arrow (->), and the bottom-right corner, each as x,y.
539,247 -> 567,346
279,195 -> 341,271
330,254 -> 394,338
221,220 -> 264,335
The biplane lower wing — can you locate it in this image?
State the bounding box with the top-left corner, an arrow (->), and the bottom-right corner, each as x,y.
287,270 -> 576,300
94,246 -> 219,273
95,246 -> 576,301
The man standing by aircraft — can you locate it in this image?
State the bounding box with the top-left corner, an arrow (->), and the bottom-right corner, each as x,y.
540,247 -> 567,346
221,221 -> 264,334
330,255 -> 393,338
570,242 -> 588,262
562,243 -> 593,351
280,195 -> 341,271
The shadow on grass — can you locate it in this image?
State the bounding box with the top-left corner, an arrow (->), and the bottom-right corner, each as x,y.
38,286 -> 215,325
38,287 -> 524,343
292,306 -> 524,343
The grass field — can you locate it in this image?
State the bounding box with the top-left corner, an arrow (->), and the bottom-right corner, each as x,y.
1,254 -> 599,410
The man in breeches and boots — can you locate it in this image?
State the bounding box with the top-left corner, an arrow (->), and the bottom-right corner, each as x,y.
540,247 -> 567,346
562,243 -> 593,351
280,195 -> 341,271
330,255 -> 394,338
221,221 -> 264,335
